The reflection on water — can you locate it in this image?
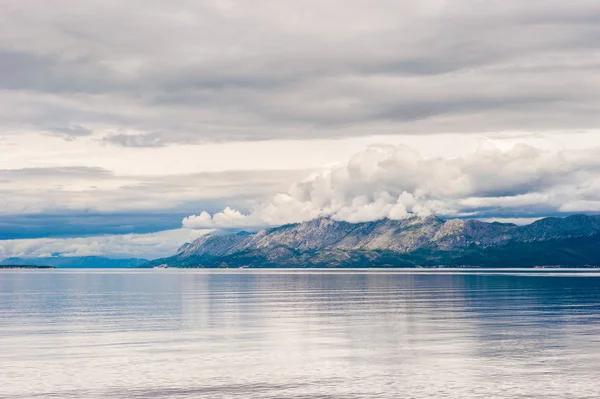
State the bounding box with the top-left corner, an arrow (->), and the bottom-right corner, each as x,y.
1,269 -> 600,398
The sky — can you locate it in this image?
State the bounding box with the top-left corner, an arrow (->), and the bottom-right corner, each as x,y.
2,0 -> 600,259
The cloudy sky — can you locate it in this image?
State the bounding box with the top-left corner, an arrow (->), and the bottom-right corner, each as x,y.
2,0 -> 600,259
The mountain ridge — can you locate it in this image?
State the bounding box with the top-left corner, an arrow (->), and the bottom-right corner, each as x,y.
1,256 -> 148,268
146,214 -> 600,268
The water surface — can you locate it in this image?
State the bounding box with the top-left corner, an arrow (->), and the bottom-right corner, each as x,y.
2,269 -> 600,398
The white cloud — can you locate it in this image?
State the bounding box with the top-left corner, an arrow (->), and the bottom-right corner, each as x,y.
4,130 -> 600,217
183,143 -> 600,229
479,217 -> 543,225
458,193 -> 550,208
559,201 -> 600,213
0,228 -> 210,260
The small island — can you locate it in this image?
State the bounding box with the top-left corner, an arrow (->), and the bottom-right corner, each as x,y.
0,265 -> 56,269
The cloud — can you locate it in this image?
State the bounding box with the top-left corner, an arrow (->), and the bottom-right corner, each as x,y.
0,167 -> 310,215
0,212 -> 195,240
183,143 -> 600,229
478,217 -> 543,226
0,228 -> 210,260
3,1 -> 600,144
51,125 -> 94,139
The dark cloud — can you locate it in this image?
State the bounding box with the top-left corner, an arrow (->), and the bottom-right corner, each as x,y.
104,132 -> 180,147
0,166 -> 312,237
0,166 -> 110,178
51,125 -> 94,138
2,1 -> 600,145
0,212 -> 187,240
0,50 -> 121,93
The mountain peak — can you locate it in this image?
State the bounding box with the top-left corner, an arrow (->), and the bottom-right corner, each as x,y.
147,214 -> 600,268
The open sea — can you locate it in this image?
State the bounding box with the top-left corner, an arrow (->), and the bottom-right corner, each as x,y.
1,269 -> 600,398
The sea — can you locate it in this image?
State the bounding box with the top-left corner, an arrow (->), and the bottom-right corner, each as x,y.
1,269 -> 600,398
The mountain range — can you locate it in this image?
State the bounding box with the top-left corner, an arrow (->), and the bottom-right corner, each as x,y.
146,214 -> 600,268
1,256 -> 148,268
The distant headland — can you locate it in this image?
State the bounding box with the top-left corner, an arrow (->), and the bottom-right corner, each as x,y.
146,214 -> 600,269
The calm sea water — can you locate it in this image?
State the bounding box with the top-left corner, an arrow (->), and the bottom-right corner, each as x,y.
2,269 -> 600,398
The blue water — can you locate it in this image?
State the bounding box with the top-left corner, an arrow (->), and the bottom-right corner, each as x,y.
2,269 -> 600,398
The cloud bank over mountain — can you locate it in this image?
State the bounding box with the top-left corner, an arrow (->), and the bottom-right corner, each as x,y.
183,143 -> 600,229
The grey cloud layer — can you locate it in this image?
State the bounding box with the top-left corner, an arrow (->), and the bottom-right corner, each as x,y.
0,166 -> 310,214
2,0 -> 600,144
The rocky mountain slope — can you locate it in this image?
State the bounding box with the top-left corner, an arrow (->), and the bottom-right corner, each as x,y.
147,215 -> 600,268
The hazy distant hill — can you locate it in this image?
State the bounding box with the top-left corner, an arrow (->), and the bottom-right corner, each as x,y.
146,214 -> 600,268
1,256 -> 148,268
